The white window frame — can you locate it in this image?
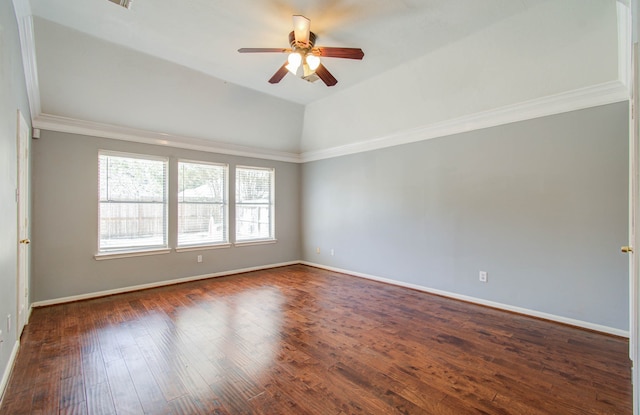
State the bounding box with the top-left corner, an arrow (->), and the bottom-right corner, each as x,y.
176,159 -> 230,250
96,151 -> 169,258
235,166 -> 275,244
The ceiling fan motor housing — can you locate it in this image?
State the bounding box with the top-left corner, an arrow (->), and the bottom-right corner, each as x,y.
289,31 -> 317,51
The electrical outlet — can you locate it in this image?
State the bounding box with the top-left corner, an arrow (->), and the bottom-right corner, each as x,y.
316,247 -> 320,254
197,255 -> 203,263
479,271 -> 488,283
330,249 -> 334,256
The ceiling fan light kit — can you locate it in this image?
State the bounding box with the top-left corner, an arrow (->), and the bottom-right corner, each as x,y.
238,15 -> 364,87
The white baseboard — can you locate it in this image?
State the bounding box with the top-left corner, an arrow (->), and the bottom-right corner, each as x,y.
301,261 -> 630,338
0,341 -> 20,407
29,259 -> 629,338
31,261 -> 300,308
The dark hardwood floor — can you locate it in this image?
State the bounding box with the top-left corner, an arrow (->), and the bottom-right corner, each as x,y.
0,264 -> 632,414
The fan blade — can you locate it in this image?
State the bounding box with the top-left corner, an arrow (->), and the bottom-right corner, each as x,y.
314,47 -> 364,60
268,63 -> 289,84
238,48 -> 291,53
315,64 -> 337,87
292,15 -> 311,46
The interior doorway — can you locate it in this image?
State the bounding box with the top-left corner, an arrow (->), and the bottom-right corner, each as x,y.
16,110 -> 30,336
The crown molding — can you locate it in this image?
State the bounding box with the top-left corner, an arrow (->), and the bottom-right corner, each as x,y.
11,0 -> 30,18
300,81 -> 630,163
618,1 -> 632,89
33,113 -> 302,163
33,80 -> 629,164
12,5 -> 41,119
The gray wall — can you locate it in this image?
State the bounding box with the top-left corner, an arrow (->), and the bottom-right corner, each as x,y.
31,131 -> 301,302
0,0 -> 32,389
302,102 -> 629,331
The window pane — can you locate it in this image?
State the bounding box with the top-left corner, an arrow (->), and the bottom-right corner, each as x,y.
178,161 -> 228,246
99,153 -> 168,252
236,167 -> 274,241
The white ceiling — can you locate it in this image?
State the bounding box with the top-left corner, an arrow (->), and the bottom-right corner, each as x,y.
27,0 -> 550,105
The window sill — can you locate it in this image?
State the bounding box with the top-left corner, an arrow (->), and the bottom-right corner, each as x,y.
94,248 -> 171,260
175,243 -> 231,253
234,239 -> 277,247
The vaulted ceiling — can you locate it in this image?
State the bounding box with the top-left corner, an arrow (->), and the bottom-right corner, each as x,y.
13,0 -> 625,159
27,0 -> 551,105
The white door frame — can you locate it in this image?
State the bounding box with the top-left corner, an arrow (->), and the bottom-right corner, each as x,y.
16,110 -> 30,337
631,44 -> 639,415
628,1 -> 640,412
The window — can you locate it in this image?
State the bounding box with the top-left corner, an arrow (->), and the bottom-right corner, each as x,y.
98,152 -> 168,253
235,166 -> 274,242
178,161 -> 228,247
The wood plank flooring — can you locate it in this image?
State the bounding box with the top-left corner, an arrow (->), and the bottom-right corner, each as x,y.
0,264 -> 632,414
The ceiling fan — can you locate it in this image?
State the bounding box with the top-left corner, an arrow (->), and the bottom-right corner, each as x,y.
238,15 -> 364,87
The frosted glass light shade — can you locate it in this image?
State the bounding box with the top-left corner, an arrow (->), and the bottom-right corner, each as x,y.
286,52 -> 302,74
306,54 -> 320,70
